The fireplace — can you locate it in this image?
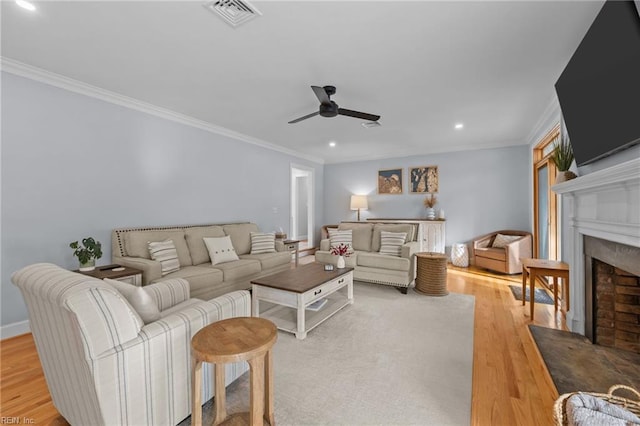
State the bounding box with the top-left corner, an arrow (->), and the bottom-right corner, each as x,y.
553,157 -> 640,338
584,236 -> 640,354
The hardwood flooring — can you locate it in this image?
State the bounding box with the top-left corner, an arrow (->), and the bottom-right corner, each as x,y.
0,261 -> 566,425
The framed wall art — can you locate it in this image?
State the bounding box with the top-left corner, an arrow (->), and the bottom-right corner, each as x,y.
377,168 -> 403,194
410,166 -> 438,193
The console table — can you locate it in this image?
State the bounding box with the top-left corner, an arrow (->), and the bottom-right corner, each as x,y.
367,218 -> 446,253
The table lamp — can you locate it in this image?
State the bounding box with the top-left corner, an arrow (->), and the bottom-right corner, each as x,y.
350,195 -> 368,221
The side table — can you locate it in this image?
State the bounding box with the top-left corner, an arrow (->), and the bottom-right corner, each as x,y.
191,317 -> 277,426
75,264 -> 142,286
521,258 -> 570,321
282,239 -> 300,266
415,252 -> 449,296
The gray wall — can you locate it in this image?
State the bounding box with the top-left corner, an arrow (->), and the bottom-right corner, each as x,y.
1,72 -> 323,327
323,145 -> 531,249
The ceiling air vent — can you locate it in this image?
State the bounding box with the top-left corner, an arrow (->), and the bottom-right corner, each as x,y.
203,0 -> 262,28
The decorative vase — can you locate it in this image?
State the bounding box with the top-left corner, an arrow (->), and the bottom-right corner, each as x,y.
337,256 -> 346,268
426,207 -> 436,220
79,259 -> 96,272
451,243 -> 469,267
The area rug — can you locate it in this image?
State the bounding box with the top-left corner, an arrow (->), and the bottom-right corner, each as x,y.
509,284 -> 554,305
180,282 -> 475,425
529,325 -> 640,396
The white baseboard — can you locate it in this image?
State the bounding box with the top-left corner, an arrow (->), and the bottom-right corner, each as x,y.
1,319 -> 31,340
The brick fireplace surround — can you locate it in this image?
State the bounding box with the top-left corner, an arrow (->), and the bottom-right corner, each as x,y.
585,236 -> 640,354
553,157 -> 640,343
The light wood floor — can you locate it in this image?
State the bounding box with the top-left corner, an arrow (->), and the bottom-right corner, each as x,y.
0,262 -> 566,425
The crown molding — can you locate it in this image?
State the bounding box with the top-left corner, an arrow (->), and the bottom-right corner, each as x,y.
526,93 -> 561,146
1,57 -> 324,165
326,140 -> 527,165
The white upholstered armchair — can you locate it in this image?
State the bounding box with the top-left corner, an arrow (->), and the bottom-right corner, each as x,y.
11,263 -> 250,426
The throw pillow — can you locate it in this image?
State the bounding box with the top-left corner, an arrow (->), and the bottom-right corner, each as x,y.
104,278 -> 161,324
148,239 -> 181,276
329,229 -> 353,253
250,232 -> 276,254
379,231 -> 407,257
204,236 -> 240,265
492,234 -> 522,248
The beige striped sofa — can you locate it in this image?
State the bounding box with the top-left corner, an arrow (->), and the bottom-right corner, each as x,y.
315,222 -> 421,293
12,263 -> 250,426
112,222 -> 292,301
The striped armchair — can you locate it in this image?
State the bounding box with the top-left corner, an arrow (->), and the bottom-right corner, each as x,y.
11,263 -> 250,426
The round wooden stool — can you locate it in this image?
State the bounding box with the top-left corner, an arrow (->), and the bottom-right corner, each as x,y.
415,252 -> 449,296
191,317 -> 277,426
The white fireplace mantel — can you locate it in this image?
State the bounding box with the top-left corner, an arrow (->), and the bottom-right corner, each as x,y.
552,157 -> 640,334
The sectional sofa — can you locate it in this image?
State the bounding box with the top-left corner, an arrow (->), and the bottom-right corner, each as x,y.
112,222 -> 291,300
315,221 -> 420,293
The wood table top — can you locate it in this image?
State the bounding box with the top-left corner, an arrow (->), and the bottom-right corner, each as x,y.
521,258 -> 569,271
191,317 -> 277,364
74,264 -> 142,279
250,262 -> 353,293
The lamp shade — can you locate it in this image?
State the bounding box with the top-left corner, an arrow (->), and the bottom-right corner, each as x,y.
350,195 -> 368,210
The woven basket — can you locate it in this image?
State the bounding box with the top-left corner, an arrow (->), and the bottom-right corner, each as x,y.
415,252 -> 448,296
553,385 -> 640,426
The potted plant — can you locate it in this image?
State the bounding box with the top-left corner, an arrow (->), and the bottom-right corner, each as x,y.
551,136 -> 577,183
330,243 -> 351,268
70,237 -> 103,271
423,193 -> 437,220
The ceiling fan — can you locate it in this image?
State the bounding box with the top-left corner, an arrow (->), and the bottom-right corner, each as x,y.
288,85 -> 381,124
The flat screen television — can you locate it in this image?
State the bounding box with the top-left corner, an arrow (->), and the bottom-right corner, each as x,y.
554,0 -> 640,166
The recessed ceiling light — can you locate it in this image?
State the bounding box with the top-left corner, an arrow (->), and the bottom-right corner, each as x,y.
16,0 -> 36,11
455,123 -> 464,129
362,121 -> 381,129
329,141 -> 336,147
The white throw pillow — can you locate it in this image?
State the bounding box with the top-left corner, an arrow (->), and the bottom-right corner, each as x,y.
204,236 -> 240,265
148,239 -> 181,276
329,229 -> 353,253
250,232 -> 276,254
104,278 -> 161,324
492,234 -> 522,248
379,231 -> 407,257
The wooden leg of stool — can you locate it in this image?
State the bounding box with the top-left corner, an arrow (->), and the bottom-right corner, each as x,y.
553,276 -> 558,312
264,349 -> 275,425
191,356 -> 202,426
214,363 -> 227,425
248,355 -> 265,426
522,265 -> 527,306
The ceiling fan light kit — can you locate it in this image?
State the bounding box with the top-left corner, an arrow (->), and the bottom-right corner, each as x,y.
288,85 -> 381,124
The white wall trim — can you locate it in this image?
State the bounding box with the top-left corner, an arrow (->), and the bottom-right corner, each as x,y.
290,163 -> 315,247
0,57 -> 324,165
1,319 -> 30,340
327,140 -> 526,165
526,94 -> 561,146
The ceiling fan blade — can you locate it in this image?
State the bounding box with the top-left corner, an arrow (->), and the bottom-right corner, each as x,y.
288,111 -> 320,124
311,86 -> 331,104
338,108 -> 381,122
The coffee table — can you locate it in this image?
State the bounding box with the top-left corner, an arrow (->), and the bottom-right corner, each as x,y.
251,263 -> 354,339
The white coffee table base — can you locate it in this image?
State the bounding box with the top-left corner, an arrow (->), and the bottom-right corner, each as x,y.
252,271 -> 353,340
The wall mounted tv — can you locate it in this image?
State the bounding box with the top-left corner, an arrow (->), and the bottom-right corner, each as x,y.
555,0 -> 640,166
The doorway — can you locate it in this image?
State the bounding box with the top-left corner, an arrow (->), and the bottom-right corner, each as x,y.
533,124 -> 560,260
290,164 -> 314,248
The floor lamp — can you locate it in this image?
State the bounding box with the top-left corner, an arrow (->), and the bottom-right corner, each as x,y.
350,195 -> 368,221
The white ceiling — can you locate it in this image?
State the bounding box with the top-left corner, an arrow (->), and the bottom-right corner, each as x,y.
1,0 -> 604,163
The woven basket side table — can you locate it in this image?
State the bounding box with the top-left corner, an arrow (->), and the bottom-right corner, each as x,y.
415,252 -> 449,296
